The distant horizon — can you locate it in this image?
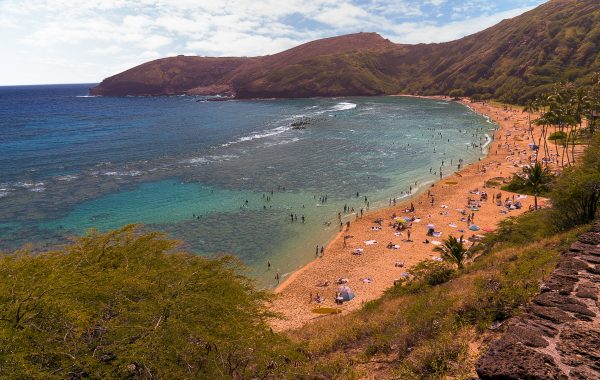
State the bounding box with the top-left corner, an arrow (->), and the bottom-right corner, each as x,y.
0,0 -> 545,86
0,82 -> 98,88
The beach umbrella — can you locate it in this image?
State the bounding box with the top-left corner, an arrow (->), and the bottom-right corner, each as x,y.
469,225 -> 480,231
338,285 -> 355,301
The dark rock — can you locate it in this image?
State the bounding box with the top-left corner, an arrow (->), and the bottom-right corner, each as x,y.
557,326 -> 600,372
533,293 -> 595,317
586,264 -> 600,275
543,273 -> 578,293
506,324 -> 548,347
575,284 -> 598,300
477,341 -> 566,379
528,304 -> 573,324
570,241 -> 600,256
580,254 -> 600,264
577,232 -> 600,245
477,223 -> 600,380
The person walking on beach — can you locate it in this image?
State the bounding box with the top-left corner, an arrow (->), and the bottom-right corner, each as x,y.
275,272 -> 280,284
320,246 -> 324,257
316,245 -> 319,257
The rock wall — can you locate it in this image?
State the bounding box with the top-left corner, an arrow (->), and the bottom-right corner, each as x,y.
477,222 -> 600,379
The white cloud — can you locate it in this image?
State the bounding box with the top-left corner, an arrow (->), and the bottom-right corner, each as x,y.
389,6 -> 536,44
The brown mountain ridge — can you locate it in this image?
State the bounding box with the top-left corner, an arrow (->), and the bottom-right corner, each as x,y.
90,0 -> 600,104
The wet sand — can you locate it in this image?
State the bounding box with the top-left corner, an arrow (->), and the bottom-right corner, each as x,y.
270,97 -> 546,331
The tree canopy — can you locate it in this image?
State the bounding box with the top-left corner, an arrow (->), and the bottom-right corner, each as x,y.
0,226 -> 297,379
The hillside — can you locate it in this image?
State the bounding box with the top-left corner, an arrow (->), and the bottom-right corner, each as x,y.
90,0 -> 600,102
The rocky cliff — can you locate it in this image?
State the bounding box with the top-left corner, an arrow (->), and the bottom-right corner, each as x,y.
477,221 -> 600,379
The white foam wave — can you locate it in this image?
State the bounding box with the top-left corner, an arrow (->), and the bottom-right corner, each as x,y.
102,170 -> 143,177
76,95 -> 98,98
180,154 -> 239,165
331,102 -> 357,111
482,134 -> 492,150
221,126 -> 291,147
263,137 -> 300,147
56,174 -> 79,181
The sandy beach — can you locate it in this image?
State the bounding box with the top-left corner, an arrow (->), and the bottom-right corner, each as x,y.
270,97 -> 547,331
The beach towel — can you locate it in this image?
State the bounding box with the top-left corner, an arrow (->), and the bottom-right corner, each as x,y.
364,240 -> 377,245
432,231 -> 442,237
431,240 -> 442,246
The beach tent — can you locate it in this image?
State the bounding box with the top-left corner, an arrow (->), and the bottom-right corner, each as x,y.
338,285 -> 355,301
469,225 -> 481,231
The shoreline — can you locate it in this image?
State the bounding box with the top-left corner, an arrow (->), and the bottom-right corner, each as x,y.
274,95 -> 477,293
271,96 -> 542,331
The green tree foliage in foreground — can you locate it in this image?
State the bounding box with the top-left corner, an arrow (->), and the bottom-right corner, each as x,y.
432,235 -> 469,269
0,226 -> 298,379
551,132 -> 600,228
523,162 -> 553,210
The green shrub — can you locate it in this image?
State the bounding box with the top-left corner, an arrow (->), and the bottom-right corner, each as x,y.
408,260 -> 454,286
548,131 -> 568,141
0,226 -> 299,379
550,133 -> 600,228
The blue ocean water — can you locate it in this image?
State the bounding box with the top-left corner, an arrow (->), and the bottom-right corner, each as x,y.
0,84 -> 494,286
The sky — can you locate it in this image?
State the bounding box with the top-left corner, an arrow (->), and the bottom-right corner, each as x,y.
0,0 -> 546,86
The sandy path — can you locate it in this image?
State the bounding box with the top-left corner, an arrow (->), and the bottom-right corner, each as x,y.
270,98 -> 544,331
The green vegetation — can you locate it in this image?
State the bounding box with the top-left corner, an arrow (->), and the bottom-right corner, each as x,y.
548,131 -> 568,141
502,163 -> 554,201
550,133 -> 600,228
528,77 -> 600,168
0,226 -> 299,379
524,162 -> 554,209
432,235 -> 469,269
449,89 -> 465,100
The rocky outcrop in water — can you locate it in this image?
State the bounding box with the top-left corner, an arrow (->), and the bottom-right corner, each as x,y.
477,222 -> 600,379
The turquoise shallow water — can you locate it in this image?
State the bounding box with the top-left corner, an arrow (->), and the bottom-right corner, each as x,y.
0,85 -> 494,286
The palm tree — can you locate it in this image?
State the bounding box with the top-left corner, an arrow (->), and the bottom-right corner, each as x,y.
433,235 -> 469,269
523,161 -> 553,210
570,88 -> 588,164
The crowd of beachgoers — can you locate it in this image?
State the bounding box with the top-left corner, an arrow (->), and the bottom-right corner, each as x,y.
270,97 -> 553,331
